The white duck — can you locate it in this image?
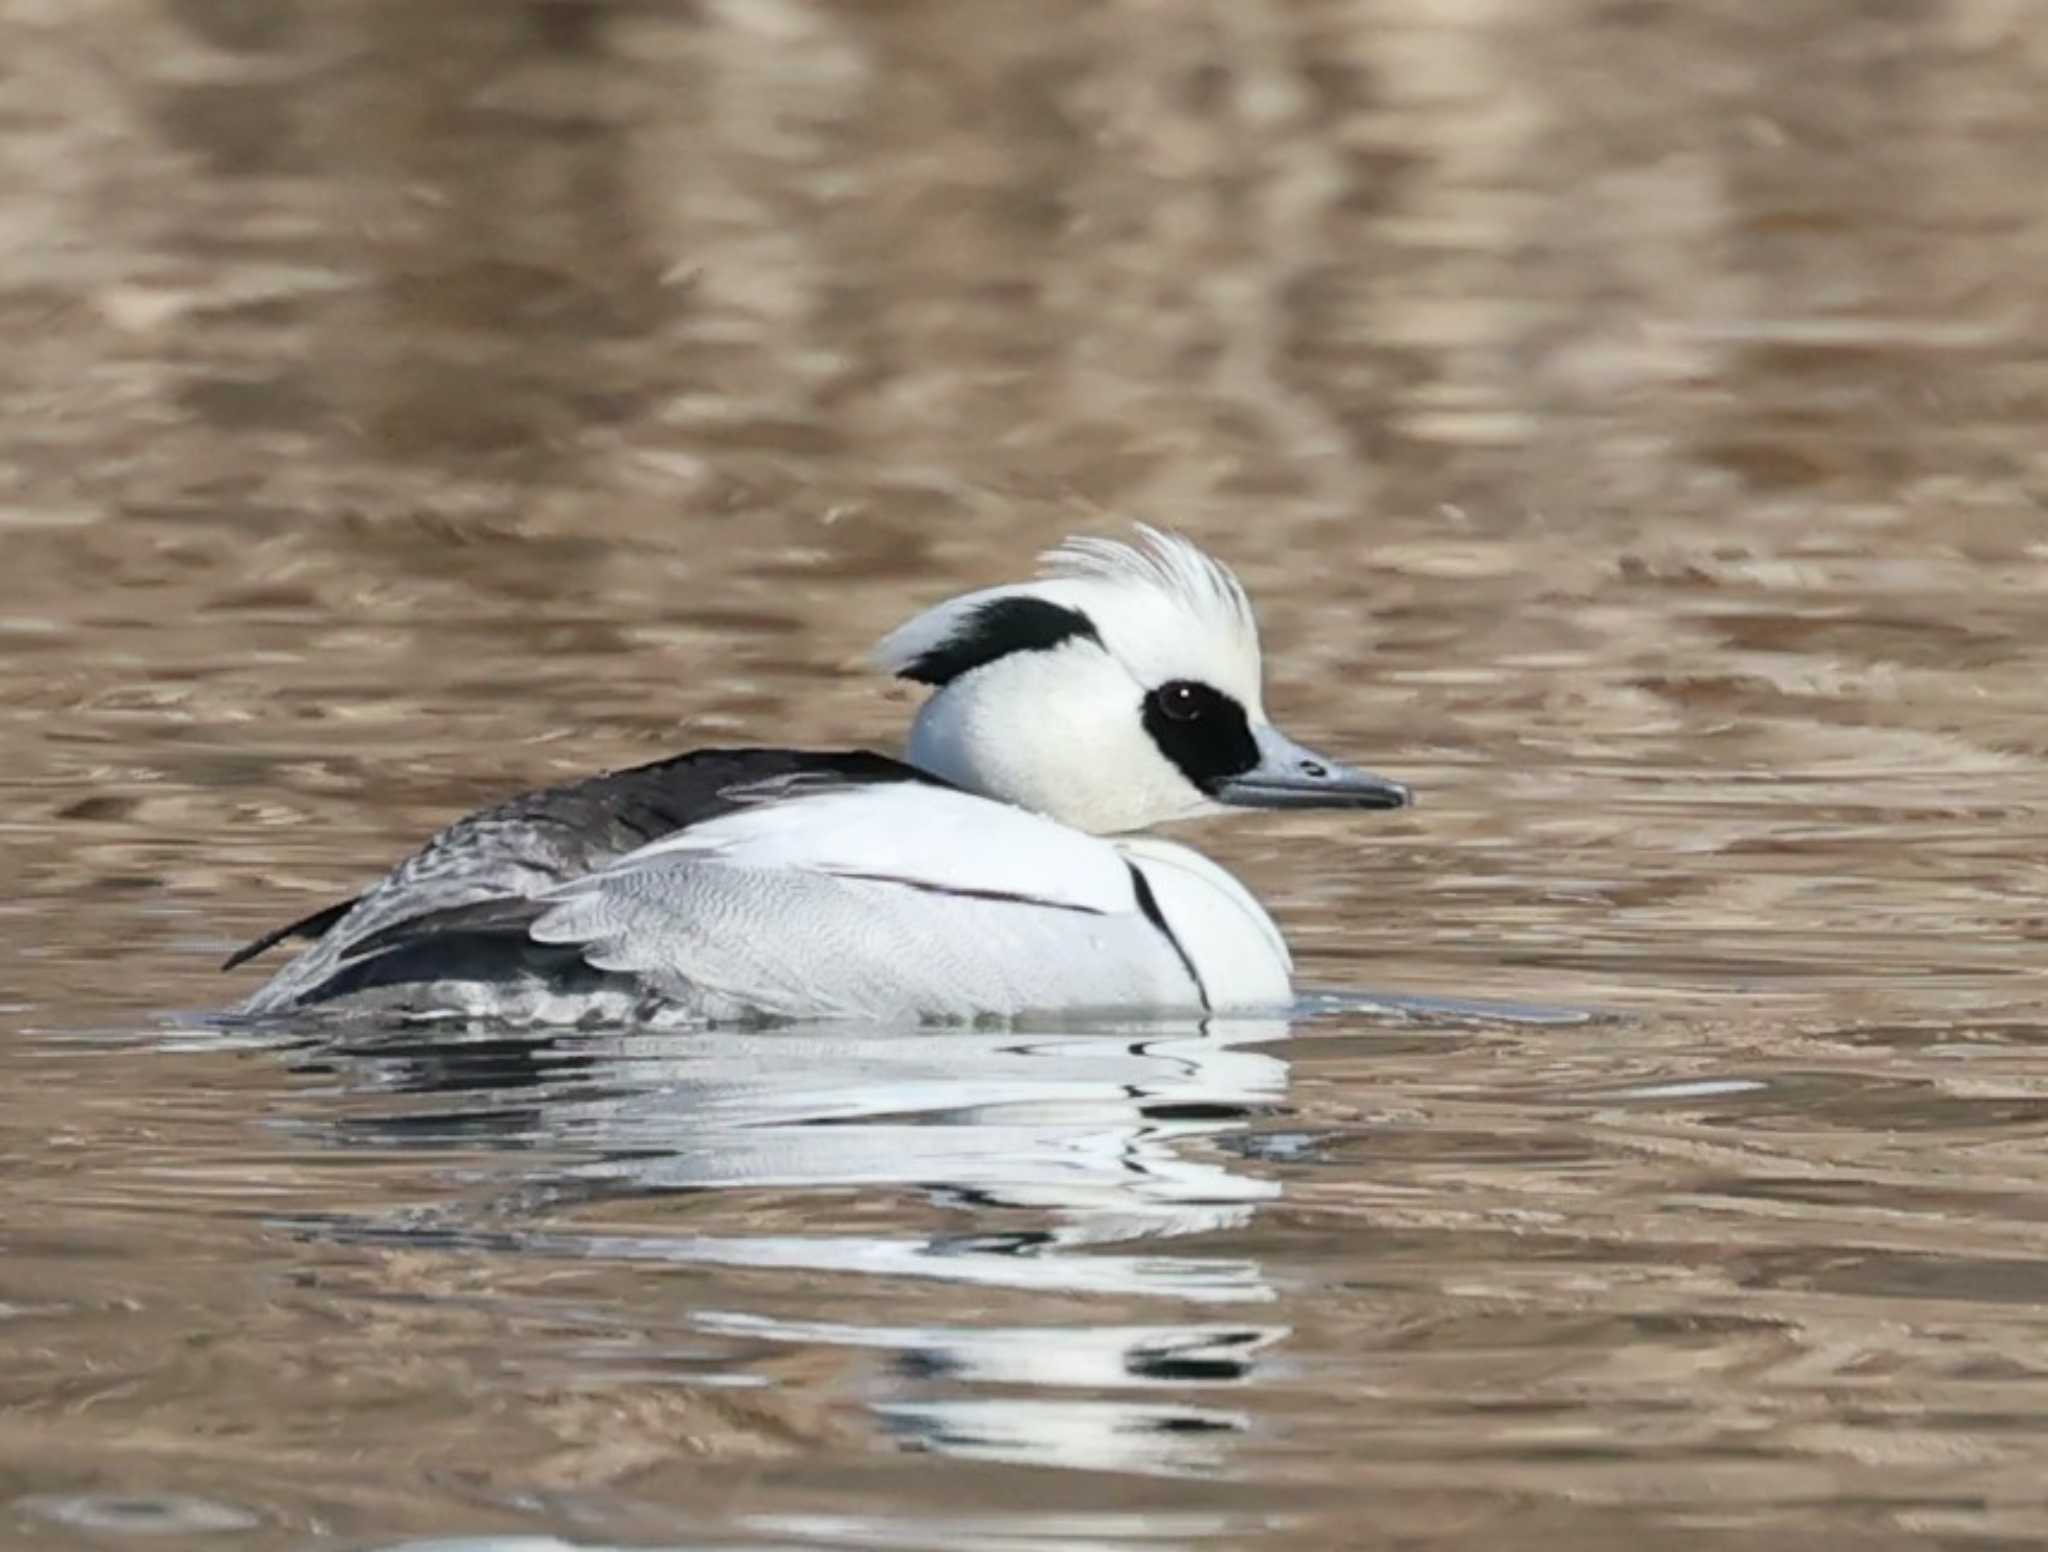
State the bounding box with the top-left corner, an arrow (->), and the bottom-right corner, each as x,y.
227,528 -> 1410,1025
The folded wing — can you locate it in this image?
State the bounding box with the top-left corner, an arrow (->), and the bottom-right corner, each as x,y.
525,783 -> 1197,1020
232,749 -> 941,1014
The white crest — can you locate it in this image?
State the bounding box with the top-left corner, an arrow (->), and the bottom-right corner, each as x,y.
1039,524 -> 1259,672
869,526 -> 1290,833
873,525 -> 1266,713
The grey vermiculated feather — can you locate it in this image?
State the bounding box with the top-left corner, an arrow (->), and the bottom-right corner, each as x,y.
233,748 -> 940,1015
525,859 -> 1194,1023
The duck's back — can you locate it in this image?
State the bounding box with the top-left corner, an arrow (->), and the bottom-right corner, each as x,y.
229,748 -> 938,1018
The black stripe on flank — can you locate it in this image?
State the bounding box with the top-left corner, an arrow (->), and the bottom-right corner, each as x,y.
899,597 -> 1102,686
828,871 -> 1111,912
332,868 -> 1109,974
1129,863 -> 1208,1011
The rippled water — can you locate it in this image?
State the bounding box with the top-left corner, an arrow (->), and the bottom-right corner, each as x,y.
9,1 -> 2048,1547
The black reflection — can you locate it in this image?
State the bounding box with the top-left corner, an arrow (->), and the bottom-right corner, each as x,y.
300,1031 -> 601,1094
1129,1328 -> 1267,1384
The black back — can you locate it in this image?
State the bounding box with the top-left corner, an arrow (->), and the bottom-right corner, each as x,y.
225,747 -> 945,976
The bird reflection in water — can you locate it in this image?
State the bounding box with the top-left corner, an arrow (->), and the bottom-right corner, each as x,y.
273,1015 -> 1302,1477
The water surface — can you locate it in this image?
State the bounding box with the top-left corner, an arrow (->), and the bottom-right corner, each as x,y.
7,1 -> 2048,1547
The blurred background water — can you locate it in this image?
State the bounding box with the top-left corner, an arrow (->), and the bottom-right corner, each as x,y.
7,1 -> 2048,1547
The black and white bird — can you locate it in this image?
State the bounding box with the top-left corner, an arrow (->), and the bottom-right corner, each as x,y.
226,527 -> 1411,1025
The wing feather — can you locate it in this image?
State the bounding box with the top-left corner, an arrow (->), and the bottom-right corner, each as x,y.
523,786 -> 1180,1020
611,783 -> 1136,914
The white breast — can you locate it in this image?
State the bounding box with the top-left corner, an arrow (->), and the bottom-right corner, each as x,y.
1113,836 -> 1294,1012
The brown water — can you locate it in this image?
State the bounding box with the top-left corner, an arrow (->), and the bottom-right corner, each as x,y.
8,1 -> 2048,1547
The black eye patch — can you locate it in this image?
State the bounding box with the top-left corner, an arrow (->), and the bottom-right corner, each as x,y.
1141,679 -> 1259,793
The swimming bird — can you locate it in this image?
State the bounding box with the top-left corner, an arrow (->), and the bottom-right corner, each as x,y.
226,527 -> 1411,1025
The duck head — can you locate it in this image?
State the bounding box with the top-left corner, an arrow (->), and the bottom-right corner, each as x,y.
873,526 -> 1412,835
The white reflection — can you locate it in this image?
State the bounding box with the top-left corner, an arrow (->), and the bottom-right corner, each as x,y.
875,1397 -> 1250,1476
296,1018 -> 1294,1302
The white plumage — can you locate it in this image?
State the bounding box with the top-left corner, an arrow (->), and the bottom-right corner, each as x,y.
229,528 -> 1410,1025
874,523 -> 1265,714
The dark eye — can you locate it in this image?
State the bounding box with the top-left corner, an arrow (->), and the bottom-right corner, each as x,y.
1157,680 -> 1204,721
1140,679 -> 1260,793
